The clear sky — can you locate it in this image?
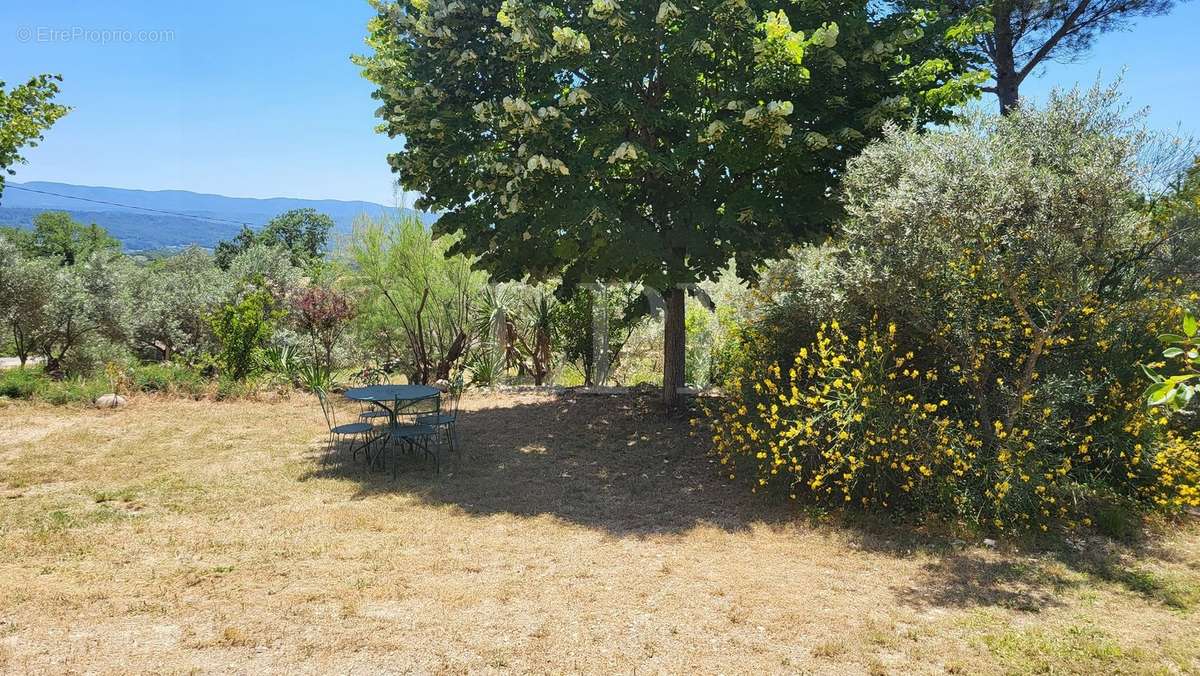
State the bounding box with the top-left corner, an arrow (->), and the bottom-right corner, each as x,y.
2,1 -> 1198,205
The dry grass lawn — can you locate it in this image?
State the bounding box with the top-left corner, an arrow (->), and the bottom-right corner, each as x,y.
1,391 -> 1198,674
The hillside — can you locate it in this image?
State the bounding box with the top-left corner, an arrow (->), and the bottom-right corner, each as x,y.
0,181 -> 432,251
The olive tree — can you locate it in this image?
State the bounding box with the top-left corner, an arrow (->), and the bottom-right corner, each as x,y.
128,247 -> 228,362
838,84 -> 1195,452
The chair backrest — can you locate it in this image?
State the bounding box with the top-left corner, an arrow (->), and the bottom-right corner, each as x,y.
443,376 -> 464,422
404,391 -> 440,417
315,387 -> 336,431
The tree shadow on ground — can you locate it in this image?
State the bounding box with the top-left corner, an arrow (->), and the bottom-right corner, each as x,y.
303,390 -> 791,536
848,503 -> 1200,614
302,390 -> 1199,613
888,529 -> 1199,614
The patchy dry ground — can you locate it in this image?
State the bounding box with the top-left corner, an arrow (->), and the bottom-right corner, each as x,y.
0,391 -> 1197,674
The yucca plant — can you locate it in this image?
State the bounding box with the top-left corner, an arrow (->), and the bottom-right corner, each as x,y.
258,344 -> 300,384
520,291 -> 555,385
295,359 -> 335,393
467,349 -> 505,388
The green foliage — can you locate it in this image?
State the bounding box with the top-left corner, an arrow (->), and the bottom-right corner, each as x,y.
257,344 -> 302,384
294,359 -> 335,394
0,239 -> 56,366
0,74 -> 70,197
466,348 -> 505,388
0,365 -> 45,398
341,215 -> 486,383
37,376 -> 108,406
214,208 -> 334,270
127,362 -> 208,398
357,0 -> 980,400
128,246 -> 227,363
473,283 -> 558,385
58,337 -> 132,380
16,211 -> 120,265
902,0 -> 1178,112
1143,308 -> 1200,412
225,243 -> 304,303
0,242 -> 131,375
208,289 -> 281,381
684,298 -> 718,388
0,367 -> 106,404
551,285 -> 645,387
712,86 -> 1200,528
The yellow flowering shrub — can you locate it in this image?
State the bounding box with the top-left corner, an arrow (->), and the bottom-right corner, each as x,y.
703,89 -> 1200,530
707,311 -> 1200,531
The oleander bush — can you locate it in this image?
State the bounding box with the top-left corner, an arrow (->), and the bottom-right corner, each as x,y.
707,86 -> 1200,530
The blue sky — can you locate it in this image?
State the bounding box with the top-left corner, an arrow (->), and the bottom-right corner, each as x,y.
2,1 -> 1197,205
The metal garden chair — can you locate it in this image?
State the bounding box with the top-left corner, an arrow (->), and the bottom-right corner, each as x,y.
385,394 -> 442,477
350,367 -> 392,425
417,375 -> 463,454
316,388 -> 377,462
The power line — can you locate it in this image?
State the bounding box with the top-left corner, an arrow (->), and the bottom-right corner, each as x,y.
4,184 -> 252,228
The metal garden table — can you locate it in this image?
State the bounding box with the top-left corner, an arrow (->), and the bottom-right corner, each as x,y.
343,384 -> 442,473
343,384 -> 441,427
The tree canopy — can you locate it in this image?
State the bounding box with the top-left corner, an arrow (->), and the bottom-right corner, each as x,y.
9,211 -> 121,266
912,0 -> 1179,113
358,0 -> 981,405
214,208 -> 334,269
0,75 -> 70,200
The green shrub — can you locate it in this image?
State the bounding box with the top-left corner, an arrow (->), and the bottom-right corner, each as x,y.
0,367 -> 48,399
209,288 -> 281,381
39,376 -> 108,406
128,362 -> 207,398
709,86 -> 1200,530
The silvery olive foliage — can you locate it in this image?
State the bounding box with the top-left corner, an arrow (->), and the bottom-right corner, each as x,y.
713,85 -> 1200,527
128,246 -> 229,363
226,242 -> 304,304
833,84 -> 1196,452
839,83 -> 1186,324
36,251 -> 130,374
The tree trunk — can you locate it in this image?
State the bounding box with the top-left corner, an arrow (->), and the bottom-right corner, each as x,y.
662,287 -> 686,409
995,69 -> 1020,115
992,1 -> 1021,115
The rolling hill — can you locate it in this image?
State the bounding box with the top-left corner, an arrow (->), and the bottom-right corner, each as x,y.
0,181 -> 432,251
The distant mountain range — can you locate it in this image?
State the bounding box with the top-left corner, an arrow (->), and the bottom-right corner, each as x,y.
0,181 -> 433,251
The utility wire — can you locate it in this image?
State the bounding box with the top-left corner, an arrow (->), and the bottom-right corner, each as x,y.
4,184 -> 252,228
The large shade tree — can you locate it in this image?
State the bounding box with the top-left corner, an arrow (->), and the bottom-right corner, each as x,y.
359,0 -> 980,406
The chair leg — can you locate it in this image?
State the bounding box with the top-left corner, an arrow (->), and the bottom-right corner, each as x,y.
424,436 -> 439,474
394,437 -> 417,479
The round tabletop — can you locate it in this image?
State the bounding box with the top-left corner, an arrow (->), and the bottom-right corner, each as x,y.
343,384 -> 440,403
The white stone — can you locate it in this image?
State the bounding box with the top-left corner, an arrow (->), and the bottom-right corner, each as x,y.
95,393 -> 128,408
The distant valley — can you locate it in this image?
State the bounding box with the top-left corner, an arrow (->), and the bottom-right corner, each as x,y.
0,181 -> 432,251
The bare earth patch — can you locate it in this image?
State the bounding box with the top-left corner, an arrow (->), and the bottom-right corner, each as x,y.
0,392 -> 1197,674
